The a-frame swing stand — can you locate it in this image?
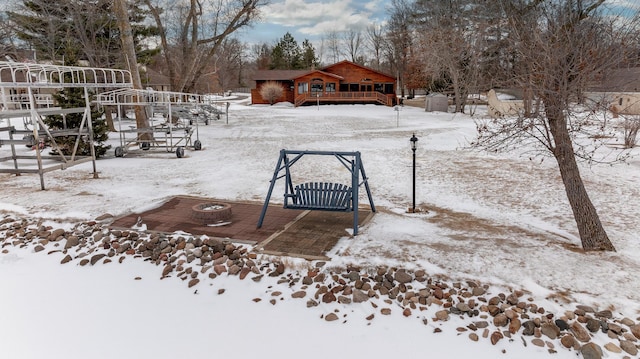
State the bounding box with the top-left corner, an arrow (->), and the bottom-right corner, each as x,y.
257,149 -> 376,236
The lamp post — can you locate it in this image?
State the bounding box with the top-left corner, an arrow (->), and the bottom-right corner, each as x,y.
410,133 -> 418,213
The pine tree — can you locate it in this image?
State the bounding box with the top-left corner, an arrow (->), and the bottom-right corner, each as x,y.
44,82 -> 110,158
8,0 -> 158,68
301,39 -> 319,69
270,32 -> 303,70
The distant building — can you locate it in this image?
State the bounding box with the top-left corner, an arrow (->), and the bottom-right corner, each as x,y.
251,60 -> 397,107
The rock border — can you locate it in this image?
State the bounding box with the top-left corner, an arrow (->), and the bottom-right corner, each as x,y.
1,213 -> 639,359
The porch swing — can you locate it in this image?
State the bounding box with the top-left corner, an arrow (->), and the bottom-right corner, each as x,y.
257,149 -> 376,236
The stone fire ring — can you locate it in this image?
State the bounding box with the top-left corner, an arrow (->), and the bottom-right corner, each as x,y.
191,202 -> 232,224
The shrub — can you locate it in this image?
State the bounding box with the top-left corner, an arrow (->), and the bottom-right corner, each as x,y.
259,81 -> 284,105
624,117 -> 640,148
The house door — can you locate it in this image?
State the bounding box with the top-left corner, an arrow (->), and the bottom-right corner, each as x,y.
311,78 -> 324,96
361,84 -> 372,92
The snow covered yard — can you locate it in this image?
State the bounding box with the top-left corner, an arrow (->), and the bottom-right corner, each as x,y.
1,100 -> 639,358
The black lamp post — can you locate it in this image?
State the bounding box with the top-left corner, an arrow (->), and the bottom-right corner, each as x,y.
410,133 -> 418,213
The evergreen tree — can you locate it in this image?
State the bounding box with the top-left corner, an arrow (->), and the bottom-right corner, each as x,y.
270,32 -> 303,70
44,85 -> 110,158
301,39 -> 319,68
8,0 -> 158,68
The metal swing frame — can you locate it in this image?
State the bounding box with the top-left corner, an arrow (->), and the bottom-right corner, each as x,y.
257,149 -> 376,236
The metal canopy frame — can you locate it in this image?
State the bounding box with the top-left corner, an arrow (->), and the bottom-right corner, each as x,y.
257,149 -> 376,236
0,61 -> 133,190
94,88 -> 215,158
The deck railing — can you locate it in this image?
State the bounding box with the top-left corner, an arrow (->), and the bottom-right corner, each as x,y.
294,91 -> 393,107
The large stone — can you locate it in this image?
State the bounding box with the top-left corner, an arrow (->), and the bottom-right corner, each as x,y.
490,331 -> 503,345
324,313 -> 339,322
522,320 -> 536,336
322,292 -> 336,303
560,334 -> 575,348
456,302 -> 471,312
580,342 -> 603,359
632,325 -> 640,340
493,313 -> 508,327
60,254 -> 72,264
595,310 -> 612,319
213,265 -> 227,275
162,264 -> 173,277
64,237 -> 80,249
49,228 -> 66,241
603,342 -> 622,353
509,317 -> 521,334
571,321 -> 592,342
394,270 -> 412,284
435,310 -> 449,321
555,319 -> 570,331
541,322 -> 561,339
586,318 -> 601,332
352,289 -> 369,303
620,340 -> 638,355
531,338 -> 545,347
90,254 -> 106,265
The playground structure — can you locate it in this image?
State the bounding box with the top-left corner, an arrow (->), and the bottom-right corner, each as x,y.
0,61 -> 132,190
257,150 -> 376,236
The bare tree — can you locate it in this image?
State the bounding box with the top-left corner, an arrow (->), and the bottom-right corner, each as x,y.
0,13 -> 19,60
365,23 -> 385,71
323,30 -> 341,64
385,0 -> 413,98
142,0 -> 265,93
343,29 -> 364,64
412,0 -> 485,112
474,0 -> 640,251
114,0 -> 151,135
216,37 -> 247,91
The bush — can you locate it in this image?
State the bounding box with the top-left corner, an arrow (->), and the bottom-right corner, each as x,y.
259,81 -> 284,105
624,117 -> 640,148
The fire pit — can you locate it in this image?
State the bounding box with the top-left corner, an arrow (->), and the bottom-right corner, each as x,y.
191,202 -> 232,225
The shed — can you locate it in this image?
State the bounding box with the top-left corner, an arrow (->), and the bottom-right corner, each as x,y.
425,93 -> 448,112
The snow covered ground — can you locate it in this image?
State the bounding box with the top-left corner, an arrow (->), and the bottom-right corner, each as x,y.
1,98 -> 639,358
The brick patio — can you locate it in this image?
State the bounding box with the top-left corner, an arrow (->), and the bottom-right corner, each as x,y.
110,195 -> 373,259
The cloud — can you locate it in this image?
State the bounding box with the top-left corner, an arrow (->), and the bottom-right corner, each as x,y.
260,0 -> 384,36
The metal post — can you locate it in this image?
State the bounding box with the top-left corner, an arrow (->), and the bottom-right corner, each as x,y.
410,133 -> 418,213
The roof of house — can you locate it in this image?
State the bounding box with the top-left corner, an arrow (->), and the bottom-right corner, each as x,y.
252,70 -> 311,81
591,67 -> 640,92
252,61 -> 396,82
321,60 -> 396,80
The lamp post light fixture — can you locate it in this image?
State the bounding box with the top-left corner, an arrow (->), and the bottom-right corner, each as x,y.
410,133 -> 418,213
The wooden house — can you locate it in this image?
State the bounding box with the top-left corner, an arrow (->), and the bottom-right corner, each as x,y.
251,60 -> 397,107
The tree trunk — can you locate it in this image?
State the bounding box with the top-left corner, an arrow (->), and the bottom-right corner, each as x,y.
114,0 -> 151,140
546,103 -> 616,251
104,106 -> 116,132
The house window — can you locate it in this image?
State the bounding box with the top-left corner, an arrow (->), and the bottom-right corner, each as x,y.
298,82 -> 308,94
374,83 -> 384,92
349,83 -> 359,92
311,82 -> 323,93
339,83 -> 349,92
384,84 -> 394,94
326,83 -> 336,93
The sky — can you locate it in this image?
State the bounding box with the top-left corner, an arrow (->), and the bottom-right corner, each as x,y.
1,96 -> 640,358
239,0 -> 392,45
236,0 -> 640,48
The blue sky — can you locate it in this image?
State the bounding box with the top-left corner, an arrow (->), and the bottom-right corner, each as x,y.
238,0 -> 392,45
